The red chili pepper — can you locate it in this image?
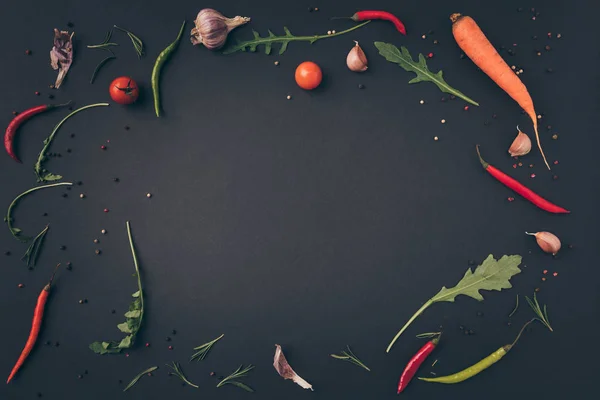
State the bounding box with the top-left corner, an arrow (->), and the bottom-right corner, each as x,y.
4,101 -> 71,163
347,11 -> 407,35
397,336 -> 439,393
476,146 -> 569,214
7,264 -> 60,384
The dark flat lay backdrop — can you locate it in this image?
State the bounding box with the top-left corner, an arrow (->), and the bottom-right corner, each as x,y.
0,0 -> 598,399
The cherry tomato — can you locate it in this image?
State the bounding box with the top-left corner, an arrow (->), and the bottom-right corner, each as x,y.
109,77 -> 139,105
295,62 -> 322,90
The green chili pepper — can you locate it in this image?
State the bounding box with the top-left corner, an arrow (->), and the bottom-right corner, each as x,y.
152,21 -> 186,117
419,319 -> 535,384
419,346 -> 509,384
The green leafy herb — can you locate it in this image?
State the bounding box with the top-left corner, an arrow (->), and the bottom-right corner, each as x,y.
21,225 -> 49,268
113,25 -> 144,58
509,294 -> 519,317
374,42 -> 479,106
415,332 -> 442,339
330,346 -> 370,371
123,366 -> 157,392
190,333 -> 224,362
223,21 -> 370,55
35,103 -> 109,182
90,50 -> 116,84
90,221 -> 145,354
5,182 -> 73,241
217,364 -> 254,392
87,30 -> 119,49
387,254 -> 522,352
166,362 -> 198,388
526,293 -> 553,332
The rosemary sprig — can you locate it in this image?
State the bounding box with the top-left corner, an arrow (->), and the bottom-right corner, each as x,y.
217,364 -> 254,392
330,345 -> 370,371
415,332 -> 442,339
123,366 -> 157,392
526,293 -> 553,332
190,333 -> 224,362
223,21 -> 370,55
21,225 -> 49,268
87,30 -> 118,49
509,294 -> 519,317
114,25 -> 144,58
167,362 -> 198,388
90,49 -> 116,84
5,182 -> 73,241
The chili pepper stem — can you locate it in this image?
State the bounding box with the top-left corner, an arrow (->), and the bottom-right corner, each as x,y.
508,318 -> 536,350
475,145 -> 489,169
48,263 -> 61,287
387,299 -> 433,353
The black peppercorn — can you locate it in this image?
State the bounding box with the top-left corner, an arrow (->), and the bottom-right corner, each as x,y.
358,84 -> 365,89
166,336 -> 171,342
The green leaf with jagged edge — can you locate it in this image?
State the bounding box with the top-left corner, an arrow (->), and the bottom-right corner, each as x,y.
374,42 -> 479,107
222,21 -> 371,55
386,254 -> 522,352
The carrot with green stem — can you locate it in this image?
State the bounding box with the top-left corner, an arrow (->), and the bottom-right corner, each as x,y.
450,13 -> 550,170
7,264 -> 60,383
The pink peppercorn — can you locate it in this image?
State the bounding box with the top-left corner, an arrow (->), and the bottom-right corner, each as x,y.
168,345 -> 173,350
427,52 -> 434,58
100,145 -> 106,150
553,160 -> 559,165
145,343 -> 150,347
103,208 -> 109,213
530,174 -> 536,178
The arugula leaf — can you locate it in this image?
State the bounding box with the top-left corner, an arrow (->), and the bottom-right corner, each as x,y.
34,103 -> 109,183
90,221 -> 145,354
386,254 -> 522,352
374,42 -> 479,107
223,21 -> 370,55
123,366 -> 157,392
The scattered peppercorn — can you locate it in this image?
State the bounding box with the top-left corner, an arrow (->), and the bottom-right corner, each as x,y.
101,229 -> 107,234
172,329 -> 177,335
545,45 -> 551,51
25,49 -> 32,55
146,193 -> 152,198
507,197 -> 515,202
77,375 -> 83,379
62,193 -> 68,198
427,52 -> 434,58
100,145 -> 106,150
531,35 -> 538,40
308,7 -> 314,12
18,283 -> 24,288
45,341 -> 51,345
286,95 -> 292,100
433,40 -> 439,45
12,111 -> 19,116
145,343 -> 150,347
168,345 -> 174,350
113,177 -> 120,182
78,300 -> 84,304
70,133 -> 75,138
35,91 -> 40,96
55,341 -> 60,347
48,94 -> 54,99
67,21 -> 74,28
111,309 -> 116,314
59,245 -> 66,250
93,239 -> 99,244
5,251 -> 10,256
358,84 -> 365,89
274,61 -> 280,66
210,372 -> 215,376
37,392 -> 42,397
166,336 -> 171,342
103,208 -> 109,213
463,105 -> 469,111
476,311 -> 483,317
552,134 -> 558,140
66,263 -> 72,271
95,249 -> 101,255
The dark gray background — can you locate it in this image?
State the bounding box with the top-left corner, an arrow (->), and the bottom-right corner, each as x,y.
1,0 -> 597,399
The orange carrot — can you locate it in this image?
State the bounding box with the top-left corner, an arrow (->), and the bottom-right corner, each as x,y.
450,13 -> 550,170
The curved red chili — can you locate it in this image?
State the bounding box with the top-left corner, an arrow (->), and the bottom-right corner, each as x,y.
7,264 -> 60,384
397,336 -> 439,393
476,146 -> 569,214
4,101 -> 71,163
351,11 -> 406,35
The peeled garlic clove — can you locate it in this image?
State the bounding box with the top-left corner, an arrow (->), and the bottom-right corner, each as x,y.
526,231 -> 561,255
346,41 -> 368,72
508,126 -> 532,157
190,8 -> 251,50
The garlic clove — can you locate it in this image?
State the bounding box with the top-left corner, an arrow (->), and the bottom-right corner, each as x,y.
190,8 -> 250,50
508,126 -> 532,157
526,231 -> 561,255
346,41 -> 368,72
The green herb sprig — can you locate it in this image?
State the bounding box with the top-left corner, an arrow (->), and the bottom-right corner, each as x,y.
330,346 -> 370,371
87,30 -> 119,49
415,332 -> 442,339
90,51 -> 116,84
123,366 -> 157,392
21,225 -> 49,268
526,293 -> 553,331
90,221 -> 145,354
167,362 -> 198,388
5,182 -> 72,241
387,254 -> 522,352
223,21 -> 370,55
190,333 -> 224,362
114,25 -> 144,58
35,103 -> 109,182
374,42 -> 479,106
217,364 -> 254,392
509,294 -> 519,317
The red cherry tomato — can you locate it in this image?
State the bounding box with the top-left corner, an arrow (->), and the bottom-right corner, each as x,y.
295,62 -> 322,90
109,77 -> 139,105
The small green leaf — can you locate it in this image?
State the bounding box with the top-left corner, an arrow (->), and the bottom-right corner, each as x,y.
124,310 -> 141,318
102,341 -> 111,350
374,42 -> 479,106
283,27 -> 292,36
11,228 -> 22,234
42,173 -> 63,181
252,30 -> 260,40
268,30 -> 276,38
265,43 -> 272,55
279,41 -> 289,55
118,335 -> 133,348
117,322 -> 133,333
132,290 -> 140,297
228,381 -> 254,392
123,366 -> 158,392
89,341 -> 107,354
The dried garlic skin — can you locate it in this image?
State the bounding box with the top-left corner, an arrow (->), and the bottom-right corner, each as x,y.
273,344 -> 314,391
50,29 -> 74,88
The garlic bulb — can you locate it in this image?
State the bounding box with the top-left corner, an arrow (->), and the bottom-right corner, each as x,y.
508,126 -> 532,157
346,41 -> 368,72
190,8 -> 250,50
526,231 -> 561,255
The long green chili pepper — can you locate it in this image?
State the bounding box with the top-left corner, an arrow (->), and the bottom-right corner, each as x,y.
152,21 -> 186,117
419,319 -> 535,384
